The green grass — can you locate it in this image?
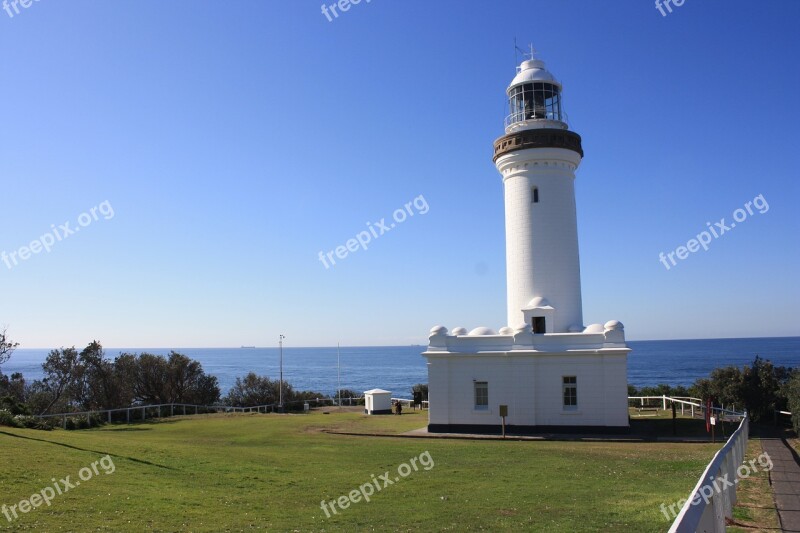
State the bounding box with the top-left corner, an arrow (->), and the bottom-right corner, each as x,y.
0,410 -> 722,532
727,438 -> 780,532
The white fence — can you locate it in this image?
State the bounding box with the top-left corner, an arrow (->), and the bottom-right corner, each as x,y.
668,413 -> 750,533
392,398 -> 428,409
34,397 -> 364,428
628,395 -> 744,421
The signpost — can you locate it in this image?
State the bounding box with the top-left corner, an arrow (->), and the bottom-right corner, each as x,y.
499,405 -> 508,438
710,415 -> 716,443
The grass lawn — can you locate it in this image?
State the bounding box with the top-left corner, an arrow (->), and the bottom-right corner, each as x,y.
1,410 -> 725,531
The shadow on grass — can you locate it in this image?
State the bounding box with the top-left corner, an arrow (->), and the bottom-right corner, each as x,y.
0,429 -> 175,470
629,416 -> 727,440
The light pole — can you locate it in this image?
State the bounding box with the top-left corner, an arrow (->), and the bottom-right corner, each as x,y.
279,334 -> 285,410
337,342 -> 341,408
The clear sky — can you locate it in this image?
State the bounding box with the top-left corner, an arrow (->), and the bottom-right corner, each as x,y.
1,0 -> 798,348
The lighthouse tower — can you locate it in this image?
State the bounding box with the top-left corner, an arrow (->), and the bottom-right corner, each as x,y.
422,50 -> 630,434
493,54 -> 584,333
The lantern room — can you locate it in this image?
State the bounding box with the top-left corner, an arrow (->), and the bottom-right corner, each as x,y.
505,58 -> 566,132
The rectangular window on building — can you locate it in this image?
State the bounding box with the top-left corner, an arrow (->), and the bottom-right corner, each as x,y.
563,376 -> 577,410
474,381 -> 488,410
532,316 -> 546,334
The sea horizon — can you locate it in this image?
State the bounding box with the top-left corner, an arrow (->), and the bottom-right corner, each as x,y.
11,333 -> 800,350
3,336 -> 798,398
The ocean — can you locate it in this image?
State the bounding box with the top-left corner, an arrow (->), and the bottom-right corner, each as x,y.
2,337 -> 798,398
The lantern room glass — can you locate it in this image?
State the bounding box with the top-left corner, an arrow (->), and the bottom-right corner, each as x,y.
508,82 -> 562,125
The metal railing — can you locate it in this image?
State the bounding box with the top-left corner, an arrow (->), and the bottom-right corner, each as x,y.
504,110 -> 566,129
668,413 -> 749,533
391,398 -> 428,409
33,397 -> 366,429
628,395 -> 744,420
775,409 -> 793,426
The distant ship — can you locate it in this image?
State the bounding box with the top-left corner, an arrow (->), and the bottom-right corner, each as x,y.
240,346 -> 256,349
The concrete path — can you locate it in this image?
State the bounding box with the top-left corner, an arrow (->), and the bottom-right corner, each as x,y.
761,435 -> 800,532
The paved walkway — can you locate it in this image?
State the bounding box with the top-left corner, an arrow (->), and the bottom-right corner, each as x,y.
761,435 -> 800,532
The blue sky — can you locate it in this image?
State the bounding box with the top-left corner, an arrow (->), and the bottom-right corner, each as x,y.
1,0 -> 798,348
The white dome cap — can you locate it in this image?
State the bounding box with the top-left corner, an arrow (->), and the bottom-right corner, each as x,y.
604,320 -> 624,331
583,323 -> 605,334
469,326 -> 497,336
429,325 -> 448,336
524,296 -> 552,310
509,58 -> 562,90
451,327 -> 468,336
498,326 -> 514,335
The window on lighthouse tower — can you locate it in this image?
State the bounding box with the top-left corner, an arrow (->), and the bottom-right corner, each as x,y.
531,186 -> 539,203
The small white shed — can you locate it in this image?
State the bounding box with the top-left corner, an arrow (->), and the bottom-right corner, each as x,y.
363,389 -> 392,415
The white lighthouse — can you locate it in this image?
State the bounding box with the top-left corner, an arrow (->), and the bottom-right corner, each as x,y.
423,50 -> 631,434
495,56 -> 584,333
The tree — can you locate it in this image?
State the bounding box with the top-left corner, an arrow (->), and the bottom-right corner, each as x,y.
131,353 -> 170,404
166,351 -> 218,403
189,373 -> 221,406
114,351 -> 219,405
690,366 -> 745,408
741,356 -> 791,422
39,347 -> 81,415
225,373 -> 284,407
0,373 -> 27,404
688,357 -> 793,423
74,341 -> 120,410
412,383 -> 429,402
786,370 -> 800,435
0,328 -> 20,371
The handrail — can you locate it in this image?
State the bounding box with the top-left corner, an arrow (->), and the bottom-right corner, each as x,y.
30,397 -> 366,426
504,110 -> 566,129
628,395 -> 745,418
668,414 -> 749,532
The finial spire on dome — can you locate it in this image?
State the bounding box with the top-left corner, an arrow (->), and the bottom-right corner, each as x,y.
524,43 -> 537,61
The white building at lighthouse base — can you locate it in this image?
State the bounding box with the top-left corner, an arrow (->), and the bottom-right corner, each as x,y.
423,321 -> 629,433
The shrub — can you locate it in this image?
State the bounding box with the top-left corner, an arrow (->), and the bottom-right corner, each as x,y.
787,371 -> 800,435
11,414 -> 51,430
0,408 -> 16,427
0,396 -> 29,415
63,413 -> 107,430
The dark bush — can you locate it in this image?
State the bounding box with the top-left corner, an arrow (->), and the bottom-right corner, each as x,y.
787,371 -> 800,435
412,383 -> 429,402
0,395 -> 29,415
0,409 -> 15,427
